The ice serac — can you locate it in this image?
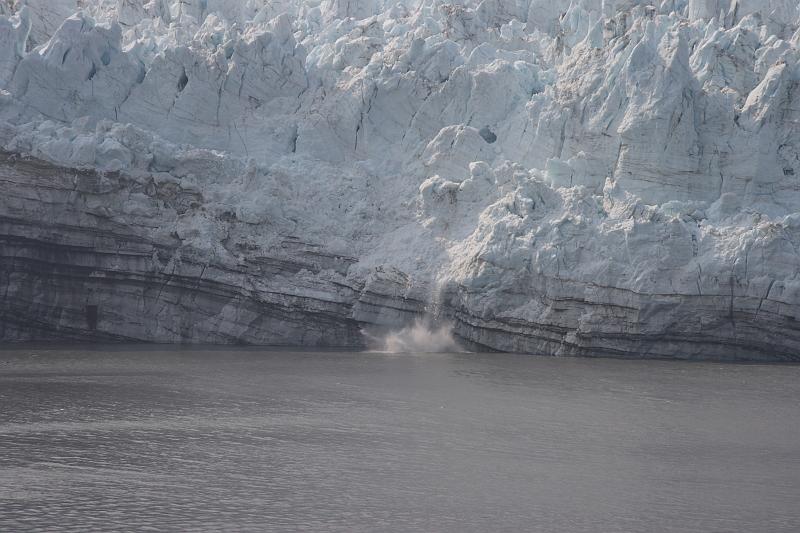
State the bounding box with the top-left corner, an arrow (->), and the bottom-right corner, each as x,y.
2,0 -> 800,359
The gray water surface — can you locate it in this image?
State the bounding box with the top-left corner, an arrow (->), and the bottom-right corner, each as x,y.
1,347 -> 799,532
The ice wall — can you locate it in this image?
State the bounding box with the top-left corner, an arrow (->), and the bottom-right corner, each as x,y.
1,0 -> 800,358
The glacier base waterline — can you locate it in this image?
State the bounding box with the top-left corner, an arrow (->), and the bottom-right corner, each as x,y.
2,153 -> 798,360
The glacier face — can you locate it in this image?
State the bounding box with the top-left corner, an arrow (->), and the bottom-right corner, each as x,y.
1,0 -> 800,359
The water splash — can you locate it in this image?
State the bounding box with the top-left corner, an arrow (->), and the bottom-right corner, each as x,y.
363,318 -> 462,353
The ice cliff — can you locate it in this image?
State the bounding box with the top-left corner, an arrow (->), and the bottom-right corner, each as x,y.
2,0 -> 800,359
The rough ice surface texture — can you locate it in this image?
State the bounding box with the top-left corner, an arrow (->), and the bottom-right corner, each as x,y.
1,0 -> 800,359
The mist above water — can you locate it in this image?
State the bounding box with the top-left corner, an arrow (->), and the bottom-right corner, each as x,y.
364,319 -> 463,353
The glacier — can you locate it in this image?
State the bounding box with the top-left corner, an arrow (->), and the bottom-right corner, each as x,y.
1,0 -> 800,359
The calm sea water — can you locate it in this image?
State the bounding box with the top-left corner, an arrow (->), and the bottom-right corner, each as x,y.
1,346 -> 799,532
